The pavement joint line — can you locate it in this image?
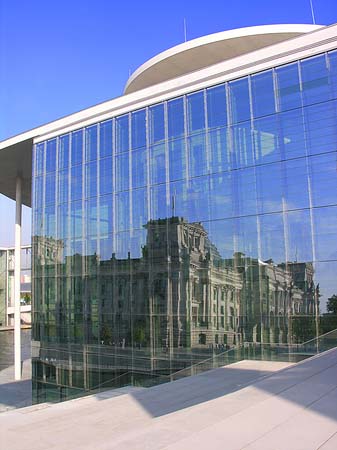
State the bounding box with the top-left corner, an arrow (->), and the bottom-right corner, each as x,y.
317,429 -> 337,449
236,370 -> 337,449
158,355 -> 337,450
169,353 -> 337,449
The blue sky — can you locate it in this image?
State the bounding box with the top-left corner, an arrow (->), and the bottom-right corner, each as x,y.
1,0 -> 337,246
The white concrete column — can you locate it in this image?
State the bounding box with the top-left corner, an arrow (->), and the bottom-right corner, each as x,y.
14,176 -> 22,380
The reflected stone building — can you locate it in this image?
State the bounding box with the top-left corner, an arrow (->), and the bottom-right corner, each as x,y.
0,246 -> 32,327
0,24 -> 337,401
31,216 -> 318,400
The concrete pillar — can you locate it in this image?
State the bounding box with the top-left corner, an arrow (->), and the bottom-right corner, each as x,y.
14,176 -> 22,380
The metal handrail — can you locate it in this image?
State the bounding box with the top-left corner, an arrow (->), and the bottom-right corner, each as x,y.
169,328 -> 337,380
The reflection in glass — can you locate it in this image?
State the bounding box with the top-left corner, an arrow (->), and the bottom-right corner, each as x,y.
167,97 -> 184,139
229,77 -> 250,123
85,125 -> 98,162
276,62 -> 301,111
187,91 -> 205,133
116,115 -> 129,153
71,130 -> 83,166
32,49 -> 337,403
100,120 -> 113,158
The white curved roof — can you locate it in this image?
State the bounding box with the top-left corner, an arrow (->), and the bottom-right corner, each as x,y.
124,24 -> 321,94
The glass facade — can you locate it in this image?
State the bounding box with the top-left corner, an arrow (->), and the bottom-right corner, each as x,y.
32,50 -> 337,402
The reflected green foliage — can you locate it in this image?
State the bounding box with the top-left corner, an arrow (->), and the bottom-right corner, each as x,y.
327,294 -> 337,314
291,316 -> 316,344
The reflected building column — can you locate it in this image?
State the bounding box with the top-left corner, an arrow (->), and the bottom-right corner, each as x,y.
15,176 -> 22,380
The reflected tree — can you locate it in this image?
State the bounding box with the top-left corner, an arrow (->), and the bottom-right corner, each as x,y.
327,295 -> 337,314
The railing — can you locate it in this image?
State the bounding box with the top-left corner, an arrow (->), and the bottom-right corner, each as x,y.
31,328 -> 337,403
34,368 -> 172,404
171,346 -> 244,381
170,328 -> 337,382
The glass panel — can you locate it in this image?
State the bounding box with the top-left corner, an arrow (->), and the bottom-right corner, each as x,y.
100,120 -> 113,158
58,135 -> 69,170
132,147 -> 147,188
33,209 -> 43,236
115,231 -> 131,259
58,169 -> 68,204
276,62 -> 301,112
279,109 -> 306,159
229,77 -> 250,124
329,50 -> 337,99
315,261 -> 337,314
129,229 -> 147,258
169,180 -> 188,219
208,128 -> 230,173
116,115 -> 129,154
85,125 -> 98,162
310,152 -> 337,208
150,184 -> 167,220
132,188 -> 148,230
231,123 -> 254,168
116,191 -> 130,232
314,206 -> 337,261
33,173 -> 43,213
98,235 -> 113,261
286,209 -> 313,262
57,203 -> 68,239
305,102 -> 337,156
188,133 -> 207,177
206,218 -> 235,259
150,143 -> 166,185
251,70 -> 276,118
99,195 -> 112,236
170,178 -> 209,223
70,201 -> 83,239
131,109 -> 146,149
260,213 -> 286,263
70,165 -> 82,202
209,172 -> 232,220
169,139 -> 186,181
115,153 -> 129,192
236,216 -> 259,259
45,204 -> 56,238
206,84 -> 227,128
149,103 -> 165,144
283,158 -> 309,210
46,139 -> 57,173
301,54 -> 330,106
45,172 -> 56,205
34,143 -> 45,176
71,130 -> 83,166
85,161 -> 97,198
86,197 -> 98,237
99,157 -> 112,195
167,97 -> 184,139
186,91 -> 205,133
186,177 -> 210,222
256,162 -> 282,214
232,167 -> 257,217
253,115 -> 280,164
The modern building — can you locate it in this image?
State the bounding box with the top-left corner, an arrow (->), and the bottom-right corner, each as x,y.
0,245 -> 31,327
0,23 -> 337,402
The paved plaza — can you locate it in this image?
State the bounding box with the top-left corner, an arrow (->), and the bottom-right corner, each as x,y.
1,348 -> 337,450
0,358 -> 32,413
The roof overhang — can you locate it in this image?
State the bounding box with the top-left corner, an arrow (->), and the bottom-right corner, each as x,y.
124,24 -> 322,94
0,137 -> 33,207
